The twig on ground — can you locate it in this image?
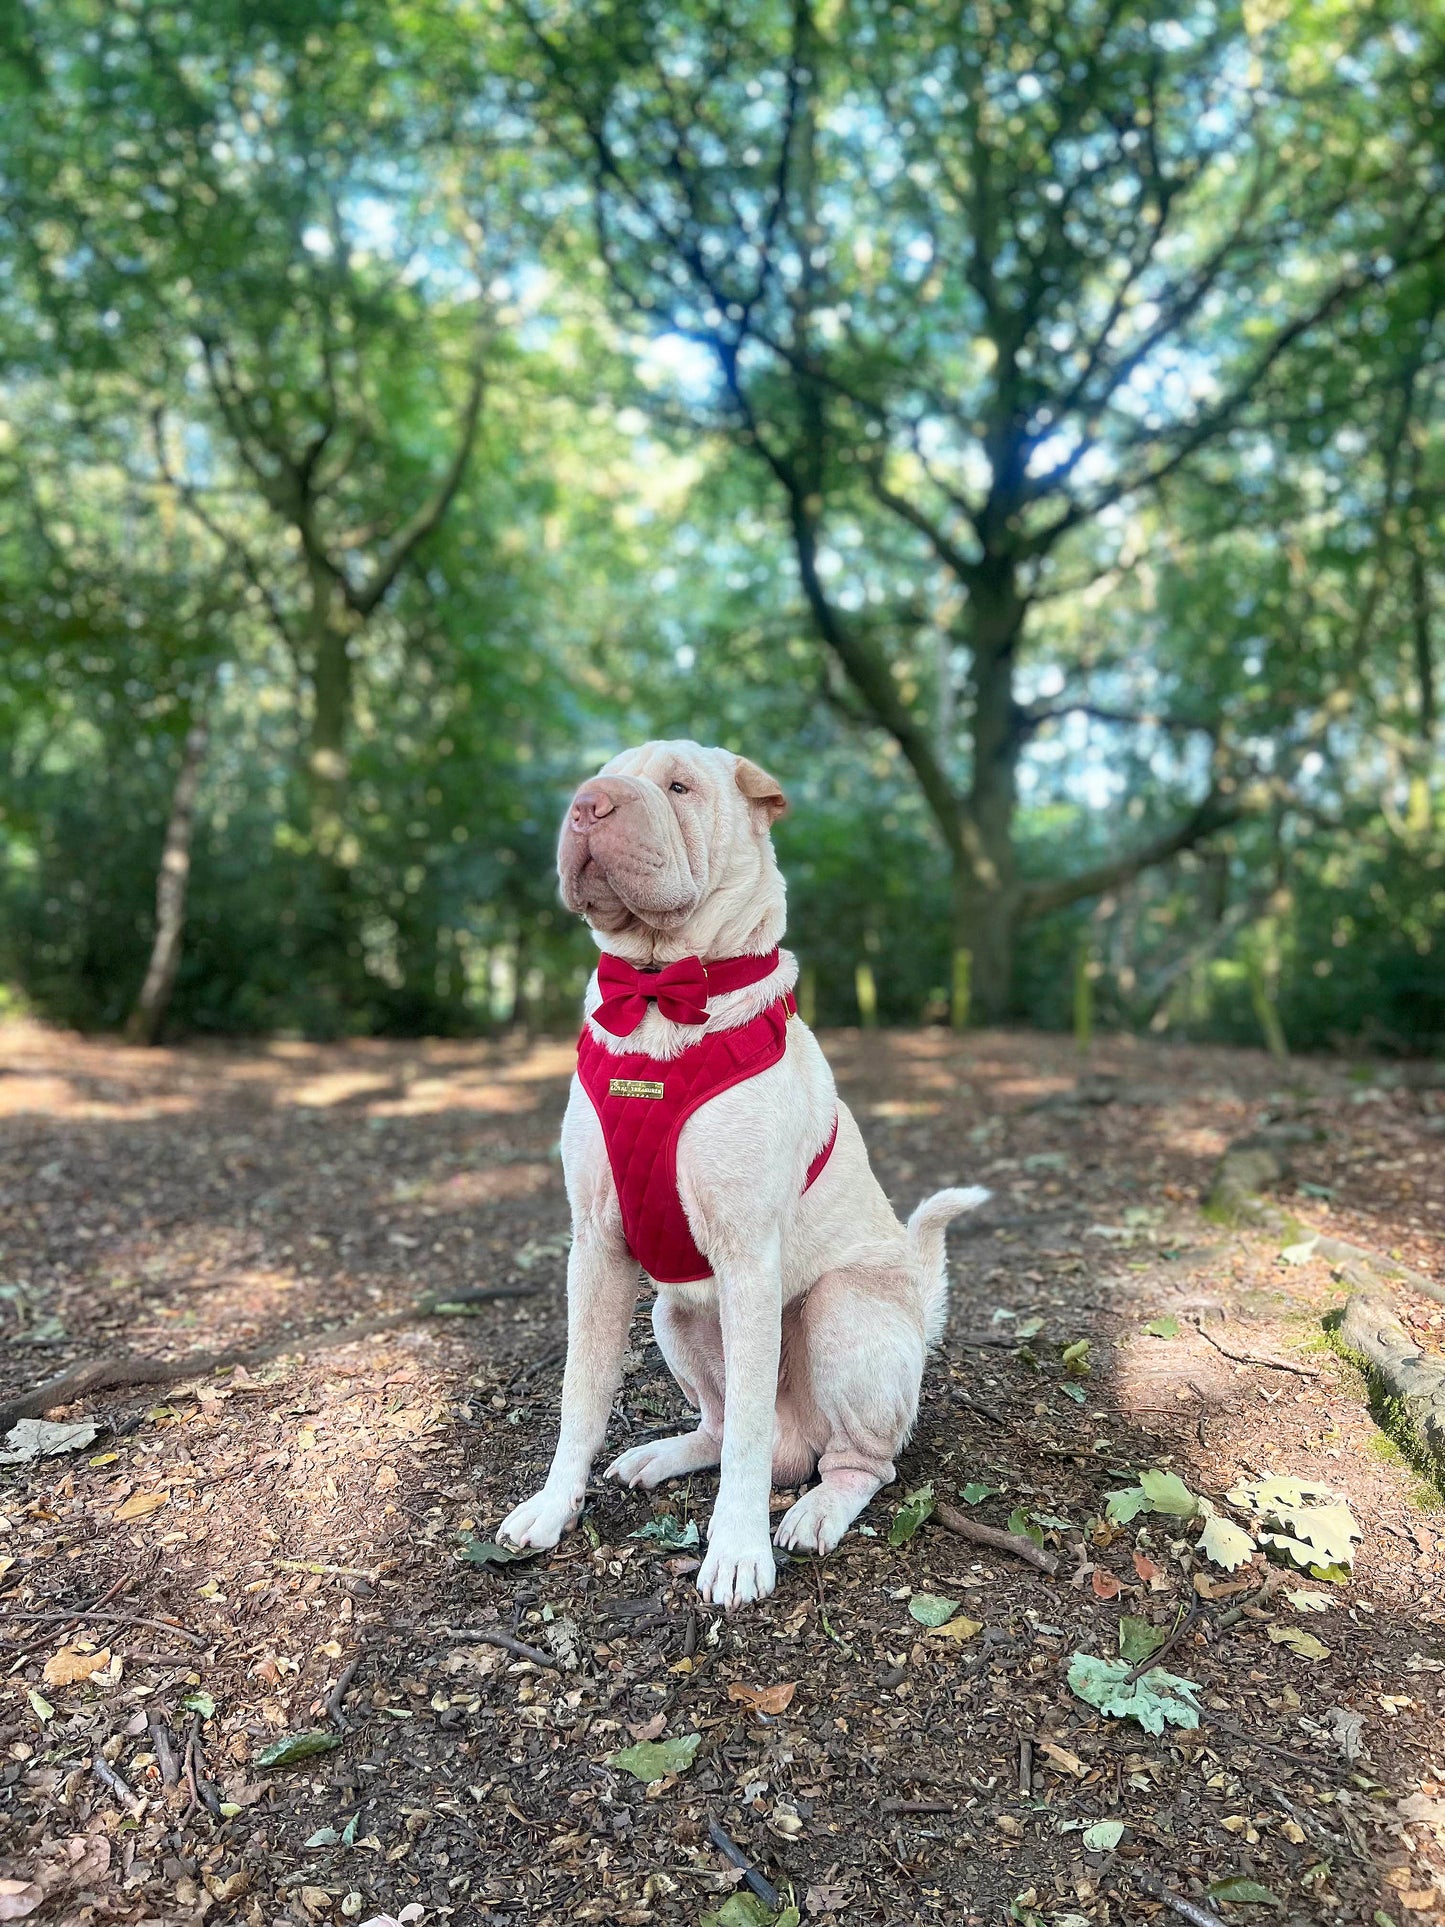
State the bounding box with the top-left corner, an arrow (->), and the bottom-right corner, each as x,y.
1017,1737 -> 1033,1796
453,1627 -> 558,1669
1123,1602 -> 1199,1684
952,1331 -> 1027,1350
956,1392 -> 1008,1425
1192,1321 -> 1320,1378
147,1711 -> 180,1789
324,1650 -> 365,1730
707,1817 -> 779,1909
0,1609 -> 207,1648
933,1500 -> 1060,1576
1135,1876 -> 1226,1927
0,1284 -> 542,1433
91,1752 -> 143,1817
12,1573 -> 132,1661
1212,1568 -> 1288,1632
881,1797 -> 955,1815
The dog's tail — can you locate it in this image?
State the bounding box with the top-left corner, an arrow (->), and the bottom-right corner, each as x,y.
907,1187 -> 991,1347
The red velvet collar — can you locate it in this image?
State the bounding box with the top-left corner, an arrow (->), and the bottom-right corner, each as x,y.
592,947 -> 781,1039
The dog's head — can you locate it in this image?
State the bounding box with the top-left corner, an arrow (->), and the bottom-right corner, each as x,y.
558,740 -> 788,959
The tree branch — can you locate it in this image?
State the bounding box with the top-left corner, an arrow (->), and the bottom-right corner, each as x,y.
347,321 -> 488,618
1018,788 -> 1242,921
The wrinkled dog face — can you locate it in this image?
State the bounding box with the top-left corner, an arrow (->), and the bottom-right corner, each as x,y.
558,740 -> 787,947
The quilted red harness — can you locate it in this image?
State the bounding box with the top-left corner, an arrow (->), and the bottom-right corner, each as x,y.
576,948 -> 838,1284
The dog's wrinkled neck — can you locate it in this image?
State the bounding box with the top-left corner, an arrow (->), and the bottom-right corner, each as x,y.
587,853 -> 786,970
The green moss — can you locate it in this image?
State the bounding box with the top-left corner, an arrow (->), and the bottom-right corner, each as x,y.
1323,1320 -> 1445,1506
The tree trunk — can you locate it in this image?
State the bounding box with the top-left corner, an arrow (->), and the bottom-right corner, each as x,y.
954,557 -> 1025,1022
125,707 -> 210,1046
309,586 -> 353,862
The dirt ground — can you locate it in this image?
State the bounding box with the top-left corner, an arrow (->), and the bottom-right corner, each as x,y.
2,1017 -> 1444,1927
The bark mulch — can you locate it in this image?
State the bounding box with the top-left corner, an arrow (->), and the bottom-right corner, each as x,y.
1,1019 -> 1443,1927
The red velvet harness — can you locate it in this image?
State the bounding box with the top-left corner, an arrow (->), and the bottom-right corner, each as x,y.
576,948 -> 838,1284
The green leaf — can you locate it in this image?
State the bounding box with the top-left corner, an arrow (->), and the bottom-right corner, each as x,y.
1059,1382 -> 1087,1404
1007,1507 -> 1045,1547
1014,1315 -> 1045,1339
908,1592 -> 960,1627
27,1689 -> 54,1723
341,1812 -> 358,1846
1142,1315 -> 1181,1339
1106,1485 -> 1150,1525
701,1898 -> 777,1927
959,1481 -> 1001,1504
1060,1338 -> 1092,1377
1067,1653 -> 1202,1736
1284,1589 -> 1333,1612
1082,1819 -> 1125,1851
1208,1879 -> 1282,1907
304,1826 -> 340,1848
1280,1239 -> 1319,1266
1198,1514 -> 1255,1572
255,1731 -> 342,1769
1138,1469 -> 1198,1518
888,1484 -> 935,1546
1227,1477 -> 1360,1571
459,1534 -> 544,1566
630,1514 -> 700,1551
1118,1616 -> 1167,1665
182,1690 -> 216,1717
608,1732 -> 701,1782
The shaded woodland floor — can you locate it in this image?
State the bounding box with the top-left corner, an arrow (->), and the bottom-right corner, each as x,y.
2,1018 -> 1444,1927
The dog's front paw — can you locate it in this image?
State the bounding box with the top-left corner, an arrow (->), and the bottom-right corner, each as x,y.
696,1525 -> 776,1611
498,1486 -> 580,1552
606,1430 -> 720,1489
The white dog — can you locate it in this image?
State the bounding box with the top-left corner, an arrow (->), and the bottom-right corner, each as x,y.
499,740 -> 986,1609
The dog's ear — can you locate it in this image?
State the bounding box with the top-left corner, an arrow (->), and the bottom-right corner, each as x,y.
734,756 -> 788,827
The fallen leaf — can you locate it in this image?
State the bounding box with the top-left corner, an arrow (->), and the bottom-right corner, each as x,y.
458,1534 -> 543,1566
928,1615 -> 984,1643
0,1880 -> 43,1922
702,1896 -> 776,1927
805,1883 -> 851,1915
907,1593 -> 960,1627
627,1712 -> 668,1743
1267,1625 -> 1330,1661
1279,1238 -> 1319,1266
959,1482 -> 1001,1505
1325,1706 -> 1364,1760
255,1731 -> 342,1768
1082,1820 -> 1124,1852
1067,1653 -> 1201,1735
726,1681 -> 797,1715
1142,1315 -> 1181,1339
1285,1589 -> 1334,1612
1038,1741 -> 1088,1778
1138,1469 -> 1198,1517
183,1690 -> 216,1717
114,1490 -> 168,1522
631,1514 -> 700,1551
0,1419 -> 99,1465
1132,1550 -> 1167,1588
1060,1339 -> 1092,1377
1118,1617 -> 1167,1665
1208,1878 -> 1281,1907
609,1732 -> 701,1781
1199,1514 -> 1256,1572
888,1484 -> 934,1546
26,1691 -> 54,1723
42,1647 -> 111,1687
1091,1569 -> 1122,1600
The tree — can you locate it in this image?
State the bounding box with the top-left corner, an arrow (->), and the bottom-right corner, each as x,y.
515,0 -> 1445,1015
5,1 -> 507,990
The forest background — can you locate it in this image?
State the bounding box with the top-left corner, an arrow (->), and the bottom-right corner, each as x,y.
2,0 -> 1442,1054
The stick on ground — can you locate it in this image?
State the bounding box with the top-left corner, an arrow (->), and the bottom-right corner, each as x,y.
707,1817 -> 780,1910
933,1500 -> 1060,1576
0,1608 -> 207,1649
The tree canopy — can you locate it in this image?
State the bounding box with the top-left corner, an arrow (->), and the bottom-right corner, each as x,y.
1,0 -> 1442,1050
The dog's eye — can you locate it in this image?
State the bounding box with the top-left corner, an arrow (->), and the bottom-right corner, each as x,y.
668,781 -> 689,794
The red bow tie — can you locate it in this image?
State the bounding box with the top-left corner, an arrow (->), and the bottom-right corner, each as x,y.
592,949 -> 781,1038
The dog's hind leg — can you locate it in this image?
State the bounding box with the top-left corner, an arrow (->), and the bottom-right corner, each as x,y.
773,1263 -> 924,1556
606,1294 -> 724,1489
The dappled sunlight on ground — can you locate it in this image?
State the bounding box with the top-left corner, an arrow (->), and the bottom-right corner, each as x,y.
2,1018 -> 1444,1924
